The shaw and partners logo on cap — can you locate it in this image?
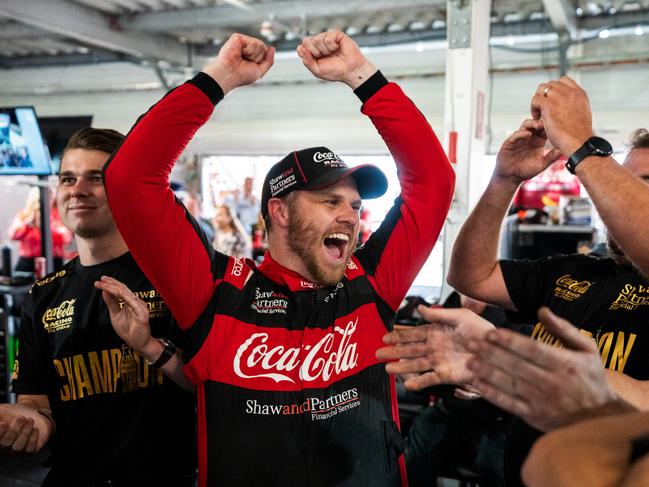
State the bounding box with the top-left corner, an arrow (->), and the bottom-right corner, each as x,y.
233,318 -> 359,383
313,151 -> 345,168
269,167 -> 297,196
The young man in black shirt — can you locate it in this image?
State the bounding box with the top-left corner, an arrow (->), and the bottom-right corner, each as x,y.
0,128 -> 196,487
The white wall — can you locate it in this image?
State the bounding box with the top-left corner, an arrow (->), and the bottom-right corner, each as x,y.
3,62 -> 647,157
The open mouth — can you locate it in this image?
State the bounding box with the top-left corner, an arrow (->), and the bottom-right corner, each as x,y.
324,233 -> 350,261
68,206 -> 97,213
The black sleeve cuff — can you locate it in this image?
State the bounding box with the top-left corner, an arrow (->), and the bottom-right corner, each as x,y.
354,71 -> 389,104
187,72 -> 225,106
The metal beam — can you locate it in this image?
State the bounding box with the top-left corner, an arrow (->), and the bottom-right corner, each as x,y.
0,22 -> 50,40
0,0 -> 192,66
580,10 -> 649,30
0,50 -> 128,68
119,0 -> 446,32
541,0 -> 577,39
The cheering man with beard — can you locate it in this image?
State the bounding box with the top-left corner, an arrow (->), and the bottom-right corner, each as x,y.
103,31 -> 454,486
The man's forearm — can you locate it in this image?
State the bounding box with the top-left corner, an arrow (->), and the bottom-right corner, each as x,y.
576,156 -> 649,276
140,340 -> 195,393
448,175 -> 518,297
606,370 -> 649,411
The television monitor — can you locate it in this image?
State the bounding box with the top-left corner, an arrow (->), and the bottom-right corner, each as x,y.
0,106 -> 51,176
39,115 -> 93,174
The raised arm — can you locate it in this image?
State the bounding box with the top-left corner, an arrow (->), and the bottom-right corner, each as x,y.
447,120 -> 561,310
104,34 -> 274,328
297,31 -> 455,310
531,76 -> 649,276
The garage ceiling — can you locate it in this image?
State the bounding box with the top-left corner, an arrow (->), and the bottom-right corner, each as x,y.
0,0 -> 648,70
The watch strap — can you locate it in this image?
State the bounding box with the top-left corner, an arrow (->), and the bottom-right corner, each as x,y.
146,338 -> 176,368
566,137 -> 613,174
566,144 -> 592,174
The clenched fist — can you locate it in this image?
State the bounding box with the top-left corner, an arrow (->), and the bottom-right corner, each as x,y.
203,33 -> 275,94
297,31 -> 377,89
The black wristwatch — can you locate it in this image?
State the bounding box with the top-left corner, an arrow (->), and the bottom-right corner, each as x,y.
145,338 -> 176,368
565,136 -> 613,174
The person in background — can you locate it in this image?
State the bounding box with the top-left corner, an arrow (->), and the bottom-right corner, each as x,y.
175,188 -> 215,242
227,176 -> 260,235
250,211 -> 268,262
212,203 -> 252,259
8,187 -> 72,273
0,128 -> 196,487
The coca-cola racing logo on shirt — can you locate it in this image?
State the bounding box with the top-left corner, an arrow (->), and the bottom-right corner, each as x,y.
233,318 -> 359,384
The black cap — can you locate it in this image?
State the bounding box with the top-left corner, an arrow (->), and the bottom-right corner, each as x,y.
261,147 -> 388,217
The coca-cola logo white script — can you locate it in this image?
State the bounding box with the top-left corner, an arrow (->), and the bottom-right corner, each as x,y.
313,151 -> 337,163
233,318 -> 359,383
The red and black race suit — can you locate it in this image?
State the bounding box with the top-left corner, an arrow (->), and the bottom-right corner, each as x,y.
104,71 -> 454,487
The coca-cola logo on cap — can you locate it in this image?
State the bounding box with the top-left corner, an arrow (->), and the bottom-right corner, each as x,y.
313,151 -> 345,168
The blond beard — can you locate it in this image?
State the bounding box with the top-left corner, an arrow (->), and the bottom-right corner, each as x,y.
287,204 -> 356,286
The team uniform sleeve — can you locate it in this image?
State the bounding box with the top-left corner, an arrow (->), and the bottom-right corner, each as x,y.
355,73 -> 455,311
11,292 -> 50,395
103,73 -> 226,329
500,256 -> 559,323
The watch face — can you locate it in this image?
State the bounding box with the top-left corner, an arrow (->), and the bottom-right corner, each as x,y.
587,136 -> 613,155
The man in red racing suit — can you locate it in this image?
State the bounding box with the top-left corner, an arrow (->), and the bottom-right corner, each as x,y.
104,31 -> 454,487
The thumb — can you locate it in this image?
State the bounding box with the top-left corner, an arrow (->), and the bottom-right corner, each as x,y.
297,45 -> 318,73
259,47 -> 275,77
416,305 -> 462,328
543,147 -> 563,166
537,306 -> 596,352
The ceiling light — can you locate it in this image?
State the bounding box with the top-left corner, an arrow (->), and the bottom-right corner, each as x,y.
409,21 -> 425,30
503,12 -> 522,23
260,20 -> 277,42
346,26 -> 360,36
576,7 -> 584,15
587,2 -> 602,15
598,29 -> 610,38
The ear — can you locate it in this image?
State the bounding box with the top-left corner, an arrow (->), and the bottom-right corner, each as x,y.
267,198 -> 290,229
